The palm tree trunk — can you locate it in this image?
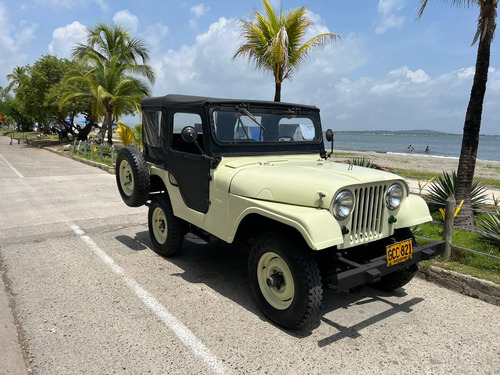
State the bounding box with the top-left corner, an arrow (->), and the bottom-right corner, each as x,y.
274,81 -> 281,102
106,111 -> 113,145
455,3 -> 496,228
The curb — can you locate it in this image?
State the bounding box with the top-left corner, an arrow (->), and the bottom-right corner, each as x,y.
44,146 -> 116,174
417,266 -> 500,306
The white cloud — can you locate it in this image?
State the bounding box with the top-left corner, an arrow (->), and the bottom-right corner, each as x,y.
143,23 -> 169,54
376,0 -> 406,34
190,4 -> 209,18
113,9 -> 139,34
94,0 -> 108,11
152,17 -> 265,98
378,0 -> 405,16
48,21 -> 87,58
189,4 -> 209,29
0,2 -> 37,86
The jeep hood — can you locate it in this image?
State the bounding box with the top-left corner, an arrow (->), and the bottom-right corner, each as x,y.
227,159 -> 406,208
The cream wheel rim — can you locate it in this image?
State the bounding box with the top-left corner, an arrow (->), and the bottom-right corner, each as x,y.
257,252 -> 294,310
119,160 -> 134,196
152,206 -> 167,244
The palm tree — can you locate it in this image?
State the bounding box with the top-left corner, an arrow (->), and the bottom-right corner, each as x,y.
418,0 -> 497,228
234,0 -> 340,102
6,66 -> 29,93
69,22 -> 155,143
61,55 -> 151,144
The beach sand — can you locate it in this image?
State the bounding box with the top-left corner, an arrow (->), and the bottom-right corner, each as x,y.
329,150 -> 500,180
329,150 -> 500,204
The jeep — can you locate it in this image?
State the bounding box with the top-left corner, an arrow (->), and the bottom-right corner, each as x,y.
116,94 -> 441,329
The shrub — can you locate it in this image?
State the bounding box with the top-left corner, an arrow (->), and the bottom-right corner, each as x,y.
133,124 -> 142,150
427,171 -> 488,212
477,212 -> 500,246
115,121 -> 135,147
349,157 -> 374,168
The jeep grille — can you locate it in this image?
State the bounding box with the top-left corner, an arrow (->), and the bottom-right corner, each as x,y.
349,184 -> 387,245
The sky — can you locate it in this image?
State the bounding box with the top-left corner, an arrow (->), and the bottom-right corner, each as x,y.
1,0 -> 499,135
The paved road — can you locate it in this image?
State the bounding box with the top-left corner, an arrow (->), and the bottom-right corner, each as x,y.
1,136 -> 499,375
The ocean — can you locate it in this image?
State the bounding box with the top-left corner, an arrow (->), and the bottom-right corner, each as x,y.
326,131 -> 500,163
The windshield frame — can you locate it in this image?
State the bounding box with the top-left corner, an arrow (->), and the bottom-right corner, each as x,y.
210,104 -> 323,146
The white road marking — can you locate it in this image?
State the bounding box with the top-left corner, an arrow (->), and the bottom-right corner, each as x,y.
68,223 -> 229,375
0,154 -> 24,178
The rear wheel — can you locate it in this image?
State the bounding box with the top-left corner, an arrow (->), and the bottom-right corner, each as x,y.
372,228 -> 418,291
148,195 -> 187,257
248,233 -> 322,329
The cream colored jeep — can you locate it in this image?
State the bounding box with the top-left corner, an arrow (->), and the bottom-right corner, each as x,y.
116,95 -> 440,329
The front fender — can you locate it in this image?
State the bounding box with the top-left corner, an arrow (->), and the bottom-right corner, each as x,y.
395,194 -> 432,229
227,195 -> 344,250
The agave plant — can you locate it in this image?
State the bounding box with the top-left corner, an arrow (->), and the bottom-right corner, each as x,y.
477,212 -> 500,246
349,157 -> 374,168
427,171 -> 488,212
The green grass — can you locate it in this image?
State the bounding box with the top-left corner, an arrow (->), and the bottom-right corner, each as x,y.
1,131 -> 40,140
415,221 -> 500,284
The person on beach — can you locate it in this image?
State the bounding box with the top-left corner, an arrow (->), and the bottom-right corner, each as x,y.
425,146 -> 430,153
407,145 -> 414,153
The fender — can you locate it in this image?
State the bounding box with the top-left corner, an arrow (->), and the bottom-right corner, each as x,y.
395,194 -> 433,229
227,195 -> 344,250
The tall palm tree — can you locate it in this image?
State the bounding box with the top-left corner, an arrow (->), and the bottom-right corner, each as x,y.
234,0 -> 340,102
6,66 -> 29,93
69,22 -> 155,143
418,0 -> 497,228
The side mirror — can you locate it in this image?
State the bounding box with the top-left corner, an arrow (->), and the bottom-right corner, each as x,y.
181,126 -> 198,143
325,129 -> 334,142
325,129 -> 334,158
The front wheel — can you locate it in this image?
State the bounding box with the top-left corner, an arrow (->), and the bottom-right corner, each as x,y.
248,233 -> 322,329
148,195 -> 187,257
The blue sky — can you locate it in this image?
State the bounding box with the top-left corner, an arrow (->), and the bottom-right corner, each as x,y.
1,0 -> 499,135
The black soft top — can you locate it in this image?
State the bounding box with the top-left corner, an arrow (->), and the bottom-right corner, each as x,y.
141,94 -> 319,111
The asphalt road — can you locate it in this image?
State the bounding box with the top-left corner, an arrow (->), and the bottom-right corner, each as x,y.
1,136 -> 499,375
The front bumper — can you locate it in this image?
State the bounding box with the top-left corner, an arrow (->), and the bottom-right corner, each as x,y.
328,241 -> 444,292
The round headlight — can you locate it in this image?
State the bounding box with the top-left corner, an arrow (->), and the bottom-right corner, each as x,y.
333,190 -> 354,220
386,184 -> 404,210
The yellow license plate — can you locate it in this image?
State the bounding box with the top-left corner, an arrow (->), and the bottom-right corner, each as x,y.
386,239 -> 413,267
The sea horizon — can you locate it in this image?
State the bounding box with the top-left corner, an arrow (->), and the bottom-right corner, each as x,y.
325,130 -> 500,163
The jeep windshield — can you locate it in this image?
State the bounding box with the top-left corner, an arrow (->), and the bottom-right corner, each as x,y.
211,106 -> 322,146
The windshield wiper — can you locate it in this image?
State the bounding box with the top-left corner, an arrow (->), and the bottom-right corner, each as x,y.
236,106 -> 265,130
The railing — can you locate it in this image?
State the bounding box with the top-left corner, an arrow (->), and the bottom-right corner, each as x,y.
415,196 -> 500,261
72,140 -> 121,166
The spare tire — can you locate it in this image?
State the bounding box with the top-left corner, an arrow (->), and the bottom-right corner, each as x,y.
116,147 -> 150,207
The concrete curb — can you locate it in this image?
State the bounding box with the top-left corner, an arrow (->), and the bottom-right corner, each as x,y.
417,266 -> 500,306
44,146 -> 116,174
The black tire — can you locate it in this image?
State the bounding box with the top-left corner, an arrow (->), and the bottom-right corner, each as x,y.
148,195 -> 187,257
371,228 -> 418,291
116,147 -> 150,207
248,232 -> 322,329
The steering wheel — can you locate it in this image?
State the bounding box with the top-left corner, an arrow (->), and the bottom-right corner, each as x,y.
278,136 -> 294,142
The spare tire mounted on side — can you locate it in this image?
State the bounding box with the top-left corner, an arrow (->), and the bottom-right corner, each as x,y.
116,147 -> 150,207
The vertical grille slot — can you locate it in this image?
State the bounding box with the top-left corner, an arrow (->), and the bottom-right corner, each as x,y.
349,184 -> 387,244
